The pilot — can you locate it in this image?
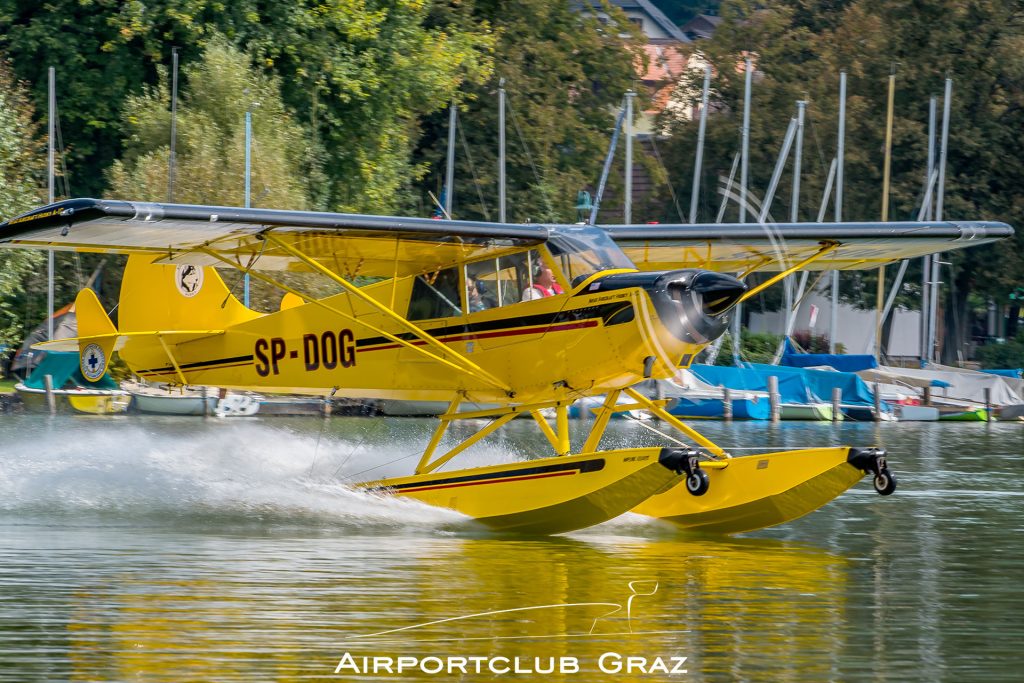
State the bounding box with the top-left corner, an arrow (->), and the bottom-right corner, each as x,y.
522,261 -> 564,301
466,278 -> 487,312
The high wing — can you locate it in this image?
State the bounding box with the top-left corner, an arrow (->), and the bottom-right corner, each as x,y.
0,198 -> 549,277
605,221 -> 1013,272
0,200 -> 1013,277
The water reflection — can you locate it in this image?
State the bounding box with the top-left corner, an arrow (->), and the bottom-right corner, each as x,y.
17,533 -> 852,682
1,416 -> 1023,681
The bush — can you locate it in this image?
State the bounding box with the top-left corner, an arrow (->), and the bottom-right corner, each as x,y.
708,331 -> 781,365
976,336 -> 1024,370
791,331 -> 844,354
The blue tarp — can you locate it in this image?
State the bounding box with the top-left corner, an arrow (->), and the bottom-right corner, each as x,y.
980,368 -> 1023,379
690,364 -> 817,404
751,363 -> 879,407
779,337 -> 878,373
690,362 -> 884,408
23,351 -> 118,390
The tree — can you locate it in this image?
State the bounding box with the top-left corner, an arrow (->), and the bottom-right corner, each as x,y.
413,0 -> 645,223
0,59 -> 45,354
0,1 -> 496,211
655,0 -> 1024,359
651,1 -> 722,25
108,35 -> 310,209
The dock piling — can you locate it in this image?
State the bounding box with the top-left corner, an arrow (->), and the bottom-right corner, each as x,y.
43,374 -> 56,415
768,376 -> 781,422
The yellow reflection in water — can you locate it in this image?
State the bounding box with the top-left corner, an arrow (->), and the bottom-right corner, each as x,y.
62,536 -> 849,682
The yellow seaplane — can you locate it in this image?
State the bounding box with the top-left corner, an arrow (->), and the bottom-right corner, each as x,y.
0,199 -> 1012,534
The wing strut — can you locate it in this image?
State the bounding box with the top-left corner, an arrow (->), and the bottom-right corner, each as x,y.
259,234 -> 514,395
738,242 -> 839,304
197,246 -> 513,395
623,387 -> 729,458
414,398 -> 573,474
157,335 -> 190,386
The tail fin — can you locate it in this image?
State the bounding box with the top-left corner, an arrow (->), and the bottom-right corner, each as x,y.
119,255 -> 261,333
74,288 -> 118,383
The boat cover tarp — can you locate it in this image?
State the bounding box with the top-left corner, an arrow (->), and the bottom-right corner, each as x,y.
980,368 -> 1023,379
868,363 -> 1022,405
692,363 -> 884,407
22,351 -> 118,390
857,366 -> 950,390
10,304 -> 77,374
690,365 -> 820,405
779,337 -> 879,372
928,362 -> 1024,403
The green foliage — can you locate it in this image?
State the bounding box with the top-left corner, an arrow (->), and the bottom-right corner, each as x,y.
108,36 -> 310,209
651,1 -> 721,25
0,60 -> 45,351
710,330 -> 779,365
976,337 -> 1024,370
655,0 -> 1024,311
414,0 -> 644,223
790,330 -> 842,354
0,1 -> 496,212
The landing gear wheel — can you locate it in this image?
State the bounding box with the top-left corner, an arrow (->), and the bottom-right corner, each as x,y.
685,469 -> 710,496
873,469 -> 897,496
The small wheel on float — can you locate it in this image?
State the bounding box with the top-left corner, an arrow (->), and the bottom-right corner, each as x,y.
873,469 -> 897,496
685,469 -> 710,496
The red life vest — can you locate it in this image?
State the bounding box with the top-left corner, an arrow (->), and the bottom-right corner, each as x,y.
531,283 -> 564,297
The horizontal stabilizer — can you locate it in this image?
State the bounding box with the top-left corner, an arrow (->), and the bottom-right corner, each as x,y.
34,329 -> 225,353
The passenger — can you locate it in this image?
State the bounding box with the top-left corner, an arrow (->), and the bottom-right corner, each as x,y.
522,262 -> 564,301
466,278 -> 487,312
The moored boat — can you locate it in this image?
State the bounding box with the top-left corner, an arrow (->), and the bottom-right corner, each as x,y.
126,382 -> 219,415
15,351 -> 129,415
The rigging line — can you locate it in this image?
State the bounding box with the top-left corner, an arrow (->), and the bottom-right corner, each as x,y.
344,411 -> 507,480
622,410 -> 691,449
506,93 -> 555,218
805,106 -> 830,175
54,101 -> 71,199
309,388 -> 339,477
457,117 -> 492,221
329,416 -> 379,478
344,450 -> 425,481
222,235 -> 269,308
54,102 -> 84,289
647,135 -> 686,223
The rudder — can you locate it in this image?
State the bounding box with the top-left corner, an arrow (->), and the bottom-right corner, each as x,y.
119,255 -> 261,333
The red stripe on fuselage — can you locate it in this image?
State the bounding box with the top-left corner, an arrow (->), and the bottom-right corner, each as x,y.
358,320 -> 599,354
394,470 -> 577,494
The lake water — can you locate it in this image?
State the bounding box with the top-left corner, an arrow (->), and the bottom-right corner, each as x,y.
1,415 -> 1022,681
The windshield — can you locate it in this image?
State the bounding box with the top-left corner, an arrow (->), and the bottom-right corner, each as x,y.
546,226 -> 636,284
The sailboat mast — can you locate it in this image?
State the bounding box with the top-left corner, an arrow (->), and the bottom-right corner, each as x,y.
444,101 -> 456,217
168,47 -> 179,202
624,90 -> 635,224
498,78 -> 506,223
689,65 -> 711,223
922,96 -> 937,361
243,107 -> 252,307
47,67 -> 55,342
831,70 -> 847,354
876,68 -> 896,361
929,77 -> 953,362
733,57 -> 753,364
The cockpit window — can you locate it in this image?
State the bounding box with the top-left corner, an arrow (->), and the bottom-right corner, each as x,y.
408,267 -> 461,321
465,249 -> 562,311
547,227 -> 635,284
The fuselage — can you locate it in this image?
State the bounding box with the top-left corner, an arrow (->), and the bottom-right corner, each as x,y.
116,227 -> 746,404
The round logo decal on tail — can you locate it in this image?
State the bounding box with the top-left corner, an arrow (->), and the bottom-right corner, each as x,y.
80,343 -> 107,382
175,264 -> 204,298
